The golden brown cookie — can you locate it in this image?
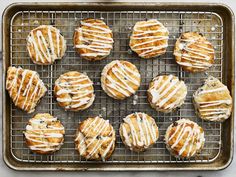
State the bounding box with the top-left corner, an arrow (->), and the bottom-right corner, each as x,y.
73,19 -> 113,61
24,113 -> 65,154
6,66 -> 47,113
119,112 -> 159,152
27,25 -> 66,65
54,71 -> 95,111
75,116 -> 116,161
174,32 -> 215,72
147,74 -> 187,113
165,119 -> 205,158
129,19 -> 169,59
193,76 -> 232,122
101,60 -> 141,100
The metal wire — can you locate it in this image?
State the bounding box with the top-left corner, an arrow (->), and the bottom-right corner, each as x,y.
9,10 -> 223,164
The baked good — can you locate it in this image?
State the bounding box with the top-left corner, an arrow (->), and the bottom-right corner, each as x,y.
101,60 -> 141,100
174,32 -> 215,72
165,119 -> 205,158
54,71 -> 95,111
6,66 -> 47,113
193,76 -> 232,122
24,113 -> 65,154
75,116 -> 116,161
147,74 -> 187,113
129,19 -> 169,59
119,112 -> 159,152
73,19 -> 113,61
27,25 -> 66,65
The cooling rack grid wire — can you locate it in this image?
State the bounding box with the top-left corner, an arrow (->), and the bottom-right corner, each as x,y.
10,10 -> 223,163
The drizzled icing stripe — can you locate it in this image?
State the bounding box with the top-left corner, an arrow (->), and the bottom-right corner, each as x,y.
148,75 -> 187,111
174,33 -> 214,69
24,115 -> 64,152
121,113 -> 158,149
194,77 -> 232,121
55,72 -> 95,110
130,19 -> 169,58
75,20 -> 113,57
166,119 -> 205,157
27,25 -> 66,64
101,60 -> 140,99
6,67 -> 47,113
75,117 -> 115,160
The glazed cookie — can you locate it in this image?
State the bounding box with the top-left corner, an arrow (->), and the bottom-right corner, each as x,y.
54,71 -> 95,111
74,19 -> 113,61
119,112 -> 159,152
193,76 -> 232,122
27,25 -> 66,65
174,32 -> 215,72
24,113 -> 65,154
6,67 -> 47,113
165,119 -> 205,158
101,60 -> 141,100
147,74 -> 187,113
75,116 -> 116,161
129,19 -> 169,59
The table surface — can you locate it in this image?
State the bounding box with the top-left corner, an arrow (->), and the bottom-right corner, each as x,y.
0,0 -> 235,176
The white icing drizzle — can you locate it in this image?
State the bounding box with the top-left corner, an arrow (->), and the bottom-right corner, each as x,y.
75,117 -> 115,160
130,19 -> 169,58
55,72 -> 95,110
6,67 -> 47,112
75,20 -> 113,57
121,113 -> 158,149
24,115 -> 64,152
194,77 -> 232,121
27,25 -> 65,64
102,60 -> 140,99
148,75 -> 187,110
167,119 -> 205,157
174,33 -> 214,69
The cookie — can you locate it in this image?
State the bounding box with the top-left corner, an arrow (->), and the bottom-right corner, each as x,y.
24,113 -> 65,154
129,19 -> 169,59
54,71 -> 95,111
147,74 -> 187,113
119,112 -> 159,152
174,32 -> 214,72
193,76 -> 232,122
75,116 -> 116,161
74,19 -> 113,61
165,119 -> 205,158
101,60 -> 141,100
27,25 -> 66,65
6,66 -> 47,113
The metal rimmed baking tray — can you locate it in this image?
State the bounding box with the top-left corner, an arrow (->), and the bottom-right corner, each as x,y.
2,2 -> 235,171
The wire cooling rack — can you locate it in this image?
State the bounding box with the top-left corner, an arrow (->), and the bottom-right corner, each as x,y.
9,10 -> 223,163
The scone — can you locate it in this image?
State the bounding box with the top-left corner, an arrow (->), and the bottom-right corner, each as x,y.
101,60 -> 141,100
24,113 -> 65,154
193,76 -> 232,122
54,71 -> 95,111
129,19 -> 169,59
75,116 -> 116,161
6,66 -> 47,113
27,25 -> 66,65
147,74 -> 187,113
174,32 -> 215,72
165,119 -> 205,158
119,112 -> 159,152
73,19 -> 113,61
